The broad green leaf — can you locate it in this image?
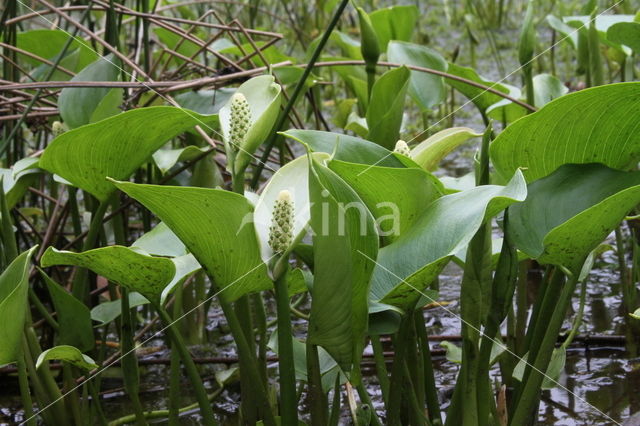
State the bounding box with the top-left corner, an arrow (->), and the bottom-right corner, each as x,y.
39,106 -> 217,201
0,165 -> 39,209
89,87 -> 123,123
530,73 -> 569,107
282,129 -> 405,167
508,163 -> 640,275
387,41 -> 447,110
90,292 -> 150,326
131,222 -> 188,257
371,171 -> 527,309
16,29 -> 97,71
254,153 -> 329,262
219,75 -> 282,174
490,83 -> 640,182
330,31 -> 362,59
36,345 -> 98,371
41,246 -> 176,301
630,308 -> 640,320
174,88 -> 234,115
410,127 -> 482,171
366,66 -> 410,149
112,181 -> 272,302
161,254 -> 201,304
369,5 -> 418,51
153,146 -> 210,174
328,160 -> 443,243
308,159 -> 379,372
607,22 -> 640,52
40,271 -> 94,351
0,247 -> 37,365
58,54 -> 121,129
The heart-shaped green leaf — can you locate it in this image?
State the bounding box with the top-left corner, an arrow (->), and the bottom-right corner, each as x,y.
369,5 -> 418,51
366,66 -> 410,149
41,246 -> 176,302
490,83 -> 640,182
607,22 -> 640,52
308,158 -> 379,372
409,127 -> 482,171
328,159 -> 443,243
282,129 -> 405,167
0,246 -> 37,365
371,171 -> 527,309
36,345 -> 98,371
58,54 -> 121,129
39,106 -> 217,201
219,75 -> 282,174
112,181 -> 272,302
40,270 -> 94,351
387,41 -> 447,110
508,163 -> 640,275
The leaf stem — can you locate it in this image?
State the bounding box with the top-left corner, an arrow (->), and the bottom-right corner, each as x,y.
152,301 -> 218,426
274,267 -> 298,424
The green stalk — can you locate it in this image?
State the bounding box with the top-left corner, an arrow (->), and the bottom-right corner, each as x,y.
152,302 -> 218,425
120,289 -> 148,426
387,313 -> 413,425
328,375 -> 342,426
168,284 -> 183,426
370,335 -> 390,406
62,366 -> 82,426
274,267 -> 298,424
509,273 -> 579,425
250,0 -> 350,188
414,312 -> 441,425
253,292 -> 269,385
71,200 -> 110,302
17,353 -> 36,426
355,381 -> 384,426
587,8 -> 604,87
307,341 -> 328,426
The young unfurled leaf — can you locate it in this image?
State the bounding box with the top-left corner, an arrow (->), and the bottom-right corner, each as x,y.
307,158 -> 379,372
409,127 -> 482,172
0,247 -> 37,365
366,67 -> 410,149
